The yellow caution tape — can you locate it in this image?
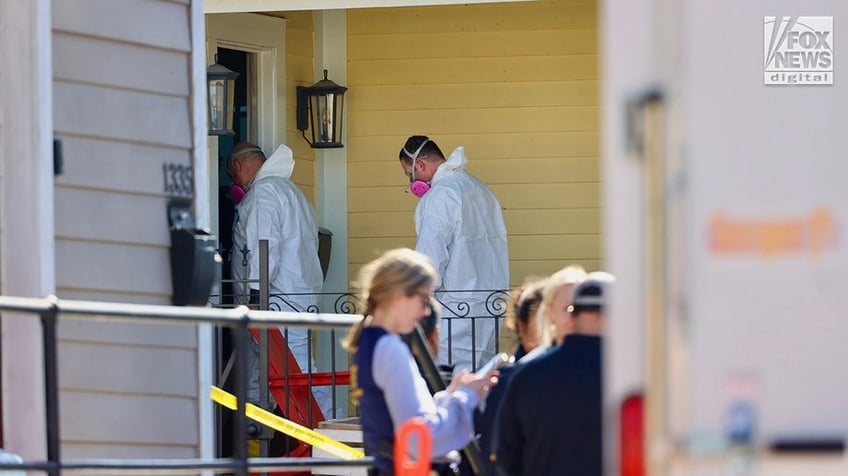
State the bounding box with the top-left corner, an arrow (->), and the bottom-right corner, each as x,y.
210,385 -> 365,460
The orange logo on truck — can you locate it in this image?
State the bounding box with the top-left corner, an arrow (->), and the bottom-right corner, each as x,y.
708,206 -> 838,259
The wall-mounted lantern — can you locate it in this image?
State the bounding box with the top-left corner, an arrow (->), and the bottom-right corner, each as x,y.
297,69 -> 347,148
207,58 -> 239,136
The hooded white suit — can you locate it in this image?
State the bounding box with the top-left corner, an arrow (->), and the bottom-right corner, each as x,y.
414,146 -> 509,372
231,144 -> 333,416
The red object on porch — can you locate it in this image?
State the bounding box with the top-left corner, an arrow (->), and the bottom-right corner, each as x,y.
250,328 -> 351,461
395,418 -> 432,476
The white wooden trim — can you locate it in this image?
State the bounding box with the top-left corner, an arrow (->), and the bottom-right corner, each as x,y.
206,13 -> 287,154
312,9 -> 350,403
206,33 -> 221,240
0,0 -> 53,459
206,13 -> 287,241
197,323 -> 214,469
314,11 -> 348,297
37,1 -> 54,290
206,0 -> 535,13
256,47 -> 281,156
190,0 -> 214,467
192,0 -> 210,230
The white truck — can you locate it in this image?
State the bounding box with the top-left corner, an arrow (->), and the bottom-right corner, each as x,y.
604,1 -> 847,475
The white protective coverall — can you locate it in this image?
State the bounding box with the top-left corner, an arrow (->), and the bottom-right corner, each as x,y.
231,144 -> 334,417
414,146 -> 509,373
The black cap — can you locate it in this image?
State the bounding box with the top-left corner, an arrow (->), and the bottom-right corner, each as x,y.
570,271 -> 615,312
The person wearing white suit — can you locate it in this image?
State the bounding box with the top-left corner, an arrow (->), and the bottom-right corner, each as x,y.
229,142 -> 334,418
398,135 -> 510,373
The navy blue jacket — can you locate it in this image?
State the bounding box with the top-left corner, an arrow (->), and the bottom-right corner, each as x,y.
352,327 -> 394,474
493,335 -> 602,476
474,362 -> 518,476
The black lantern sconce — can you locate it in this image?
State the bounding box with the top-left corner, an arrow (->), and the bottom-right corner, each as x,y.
207,57 -> 239,136
297,69 -> 347,148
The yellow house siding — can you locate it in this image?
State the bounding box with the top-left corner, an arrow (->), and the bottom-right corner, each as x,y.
348,0 -> 601,285
284,11 -> 317,204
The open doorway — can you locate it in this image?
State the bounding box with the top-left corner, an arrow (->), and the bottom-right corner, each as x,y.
212,46 -> 251,460
215,46 -> 251,309
205,12 -> 290,459
211,43 -> 302,461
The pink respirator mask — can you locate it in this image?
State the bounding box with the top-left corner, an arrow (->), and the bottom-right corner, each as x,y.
403,139 -> 432,198
409,179 -> 430,198
229,184 -> 246,204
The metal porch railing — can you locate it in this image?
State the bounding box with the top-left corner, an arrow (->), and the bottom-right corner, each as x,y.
217,241 -> 511,375
0,295 -> 373,475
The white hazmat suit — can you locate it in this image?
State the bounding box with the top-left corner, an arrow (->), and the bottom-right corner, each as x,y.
414,146 -> 509,373
231,144 -> 334,418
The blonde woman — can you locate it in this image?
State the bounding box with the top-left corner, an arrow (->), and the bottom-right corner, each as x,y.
536,265 -> 588,349
344,248 -> 499,476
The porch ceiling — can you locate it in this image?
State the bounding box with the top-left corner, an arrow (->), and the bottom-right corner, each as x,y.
205,0 -> 536,14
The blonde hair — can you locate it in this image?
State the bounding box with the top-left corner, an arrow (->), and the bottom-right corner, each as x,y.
342,248 -> 437,351
536,265 -> 587,348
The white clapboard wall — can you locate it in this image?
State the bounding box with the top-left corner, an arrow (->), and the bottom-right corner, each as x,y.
52,0 -> 201,459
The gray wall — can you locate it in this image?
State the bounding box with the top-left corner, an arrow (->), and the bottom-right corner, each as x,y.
52,0 -> 201,458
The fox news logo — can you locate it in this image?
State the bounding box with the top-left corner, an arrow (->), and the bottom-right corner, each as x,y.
764,16 -> 833,85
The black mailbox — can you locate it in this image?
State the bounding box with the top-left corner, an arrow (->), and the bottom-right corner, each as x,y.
168,199 -> 222,306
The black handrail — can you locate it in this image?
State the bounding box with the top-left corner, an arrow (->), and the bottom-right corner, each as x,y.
0,290 -> 510,475
0,295 -> 362,476
0,456 -> 377,474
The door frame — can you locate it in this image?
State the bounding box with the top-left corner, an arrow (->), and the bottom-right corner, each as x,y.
205,12 -> 287,240
202,12 -> 287,458
0,0 -> 53,459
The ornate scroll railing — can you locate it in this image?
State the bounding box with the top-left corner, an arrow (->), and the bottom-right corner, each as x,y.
212,238 -> 512,463
219,290 -> 509,319
215,240 -> 512,372
213,287 -> 510,374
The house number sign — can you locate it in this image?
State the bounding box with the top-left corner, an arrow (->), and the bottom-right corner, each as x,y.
163,163 -> 193,196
